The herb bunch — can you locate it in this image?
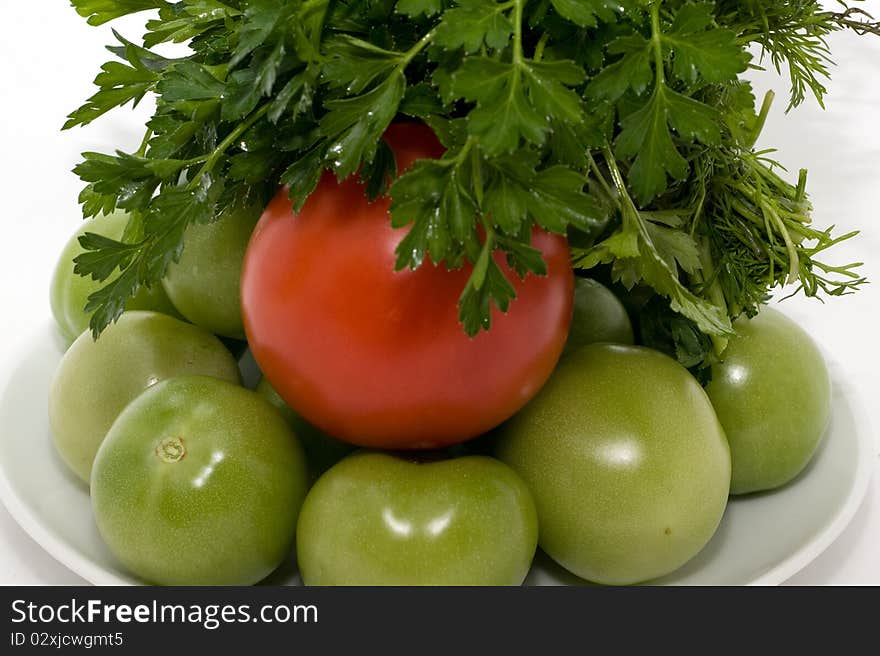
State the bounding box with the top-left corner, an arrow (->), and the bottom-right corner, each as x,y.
66,0 -> 876,370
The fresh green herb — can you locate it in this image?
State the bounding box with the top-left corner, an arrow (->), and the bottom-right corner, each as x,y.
65,0 -> 876,372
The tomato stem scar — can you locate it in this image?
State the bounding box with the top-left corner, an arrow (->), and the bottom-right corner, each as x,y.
156,436 -> 186,463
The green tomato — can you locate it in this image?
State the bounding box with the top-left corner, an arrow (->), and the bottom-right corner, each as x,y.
296,453 -> 538,585
706,308 -> 831,495
49,311 -> 241,483
255,377 -> 354,478
564,278 -> 634,354
162,204 -> 261,339
50,212 -> 180,345
496,344 -> 730,585
92,376 -> 308,585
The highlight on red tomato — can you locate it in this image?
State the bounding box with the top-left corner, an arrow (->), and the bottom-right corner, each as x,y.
241,122 -> 574,449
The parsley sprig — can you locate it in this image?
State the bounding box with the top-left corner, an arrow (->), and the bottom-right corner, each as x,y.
65,0 -> 876,372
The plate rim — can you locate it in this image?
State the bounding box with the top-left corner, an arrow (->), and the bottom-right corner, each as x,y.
0,329 -> 875,587
0,470 -> 131,586
739,372 -> 875,586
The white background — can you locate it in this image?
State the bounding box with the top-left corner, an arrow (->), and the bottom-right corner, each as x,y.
0,4 -> 877,585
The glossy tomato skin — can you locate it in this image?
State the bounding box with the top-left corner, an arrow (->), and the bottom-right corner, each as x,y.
563,277 -> 634,354
92,376 -> 308,585
296,452 -> 538,585
49,311 -> 241,483
496,344 -> 730,585
162,203 -> 261,339
50,212 -> 180,345
706,308 -> 831,495
241,123 -> 573,449
255,377 -> 355,478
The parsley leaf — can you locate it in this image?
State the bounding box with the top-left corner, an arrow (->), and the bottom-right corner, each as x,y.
434,0 -> 514,53
323,36 -> 405,94
615,87 -> 686,205
63,31 -> 171,129
144,1 -> 238,47
71,0 -> 170,26
451,57 -> 547,154
281,146 -> 328,210
663,3 -> 750,85
574,151 -> 731,336
450,55 -> 586,155
602,3 -> 735,205
397,0 -> 444,17
550,0 -> 633,28
390,151 -> 479,269
320,72 -> 407,179
63,0 -> 875,362
487,153 -> 603,234
458,246 -> 517,334
73,232 -> 140,282
587,35 -> 653,103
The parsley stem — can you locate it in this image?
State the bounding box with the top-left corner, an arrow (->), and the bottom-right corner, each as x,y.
442,137 -> 476,168
587,152 -> 615,203
763,203 -> 800,283
512,0 -> 525,65
689,174 -> 707,238
470,144 -> 484,208
399,27 -> 438,69
136,128 -> 152,157
188,102 -> 271,189
696,238 -> 730,355
602,144 -> 647,237
795,169 -> 808,203
601,145 -> 631,212
300,0 -> 331,43
533,32 -> 550,62
649,2 -> 665,86
749,90 -> 775,148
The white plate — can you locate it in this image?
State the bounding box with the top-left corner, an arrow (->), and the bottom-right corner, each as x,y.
0,322 -> 874,586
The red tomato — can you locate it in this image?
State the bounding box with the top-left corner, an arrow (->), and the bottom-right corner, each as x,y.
241,123 -> 573,449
